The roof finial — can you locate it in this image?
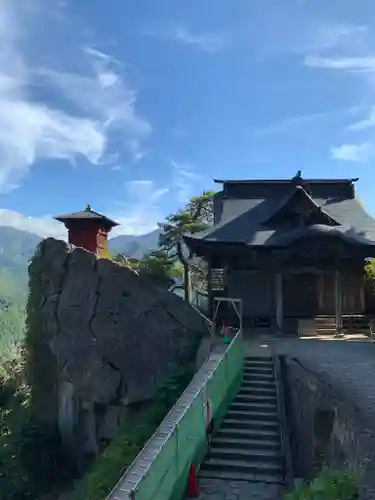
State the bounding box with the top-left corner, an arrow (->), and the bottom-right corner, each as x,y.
293,170 -> 302,179
85,204 -> 92,212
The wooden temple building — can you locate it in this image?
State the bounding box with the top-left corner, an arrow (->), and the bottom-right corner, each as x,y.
184,173 -> 375,334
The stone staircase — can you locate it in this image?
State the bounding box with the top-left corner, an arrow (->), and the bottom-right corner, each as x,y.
198,356 -> 285,485
343,315 -> 370,336
314,316 -> 337,336
315,315 -> 371,336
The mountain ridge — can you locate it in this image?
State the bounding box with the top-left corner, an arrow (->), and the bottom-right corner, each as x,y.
0,225 -> 161,354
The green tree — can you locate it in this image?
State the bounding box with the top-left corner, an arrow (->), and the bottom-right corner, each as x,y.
139,250 -> 180,288
158,191 -> 215,302
365,259 -> 375,288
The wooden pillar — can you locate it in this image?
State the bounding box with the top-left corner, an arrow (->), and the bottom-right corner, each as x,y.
207,261 -> 213,320
275,273 -> 283,332
318,274 -> 324,312
335,269 -> 343,334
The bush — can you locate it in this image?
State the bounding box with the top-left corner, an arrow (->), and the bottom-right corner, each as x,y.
284,469 -> 358,500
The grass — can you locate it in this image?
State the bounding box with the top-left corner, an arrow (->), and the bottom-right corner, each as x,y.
284,469 -> 358,500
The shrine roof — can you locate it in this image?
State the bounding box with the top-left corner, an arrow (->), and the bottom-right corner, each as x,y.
184,174 -> 375,251
54,205 -> 119,227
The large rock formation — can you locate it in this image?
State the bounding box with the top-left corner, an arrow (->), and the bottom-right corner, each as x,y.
27,238 -> 206,469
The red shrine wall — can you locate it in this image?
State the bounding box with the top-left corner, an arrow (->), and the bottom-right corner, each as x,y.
96,228 -> 109,257
68,227 -> 109,256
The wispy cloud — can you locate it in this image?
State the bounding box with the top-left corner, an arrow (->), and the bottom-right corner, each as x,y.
248,13 -> 367,57
143,24 -> 227,53
110,180 -> 169,236
173,26 -> 226,52
253,112 -> 327,138
304,55 -> 375,72
171,159 -> 205,205
302,21 -> 375,162
253,106 -> 363,138
37,46 -> 151,161
0,0 -> 150,193
346,106 -> 375,131
331,143 -> 373,162
305,24 -> 368,53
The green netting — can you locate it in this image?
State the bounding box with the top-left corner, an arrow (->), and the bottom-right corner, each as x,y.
131,331 -> 244,500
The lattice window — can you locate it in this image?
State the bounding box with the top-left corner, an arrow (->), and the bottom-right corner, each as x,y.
211,268 -> 225,291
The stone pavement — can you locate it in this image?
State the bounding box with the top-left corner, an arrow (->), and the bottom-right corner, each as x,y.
195,333 -> 375,500
193,333 -> 375,500
246,334 -> 375,423
197,478 -> 283,500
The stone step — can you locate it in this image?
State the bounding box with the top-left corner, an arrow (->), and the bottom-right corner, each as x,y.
316,329 -> 337,335
221,418 -> 280,432
198,468 -> 285,484
242,372 -> 275,381
230,401 -> 278,412
244,362 -> 274,368
215,427 -> 280,441
244,360 -> 274,368
212,436 -> 281,452
245,356 -> 273,362
200,457 -> 284,476
242,379 -> 276,387
240,381 -> 276,389
243,366 -> 274,376
226,409 -> 278,422
238,386 -> 277,397
234,393 -> 277,404
207,446 -> 283,464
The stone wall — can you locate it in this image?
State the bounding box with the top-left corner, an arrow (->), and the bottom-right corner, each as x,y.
286,357 -> 375,499
27,238 -> 207,470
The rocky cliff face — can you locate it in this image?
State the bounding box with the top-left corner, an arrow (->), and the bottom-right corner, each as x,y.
27,238 -> 206,469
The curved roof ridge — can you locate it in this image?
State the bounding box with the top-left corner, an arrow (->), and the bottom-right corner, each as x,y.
262,185 -> 340,226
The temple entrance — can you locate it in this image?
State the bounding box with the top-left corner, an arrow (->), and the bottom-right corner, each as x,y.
283,272 -> 319,317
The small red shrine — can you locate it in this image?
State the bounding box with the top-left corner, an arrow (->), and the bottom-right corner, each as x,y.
54,205 -> 119,257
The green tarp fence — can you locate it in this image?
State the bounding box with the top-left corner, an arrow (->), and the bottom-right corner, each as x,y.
107,330 -> 244,500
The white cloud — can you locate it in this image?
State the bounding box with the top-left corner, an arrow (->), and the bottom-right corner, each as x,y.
347,107 -> 375,131
253,112 -> 327,138
144,24 -> 227,53
171,159 -> 205,205
0,210 -> 66,239
173,26 -> 226,53
0,183 -> 168,238
303,24 -> 368,54
109,180 -> 170,236
304,55 -> 375,71
331,143 -> 372,162
0,0 -> 151,192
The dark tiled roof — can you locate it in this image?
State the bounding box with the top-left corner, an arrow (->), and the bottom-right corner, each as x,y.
54,206 -> 119,227
263,185 -> 340,226
214,177 -> 359,184
184,187 -> 375,249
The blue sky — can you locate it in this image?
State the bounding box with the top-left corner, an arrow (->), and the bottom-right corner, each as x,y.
0,0 -> 375,238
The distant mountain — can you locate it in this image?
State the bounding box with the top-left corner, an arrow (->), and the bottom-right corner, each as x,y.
0,225 -> 163,354
0,227 -> 42,284
109,228 -> 160,259
0,227 -> 42,354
